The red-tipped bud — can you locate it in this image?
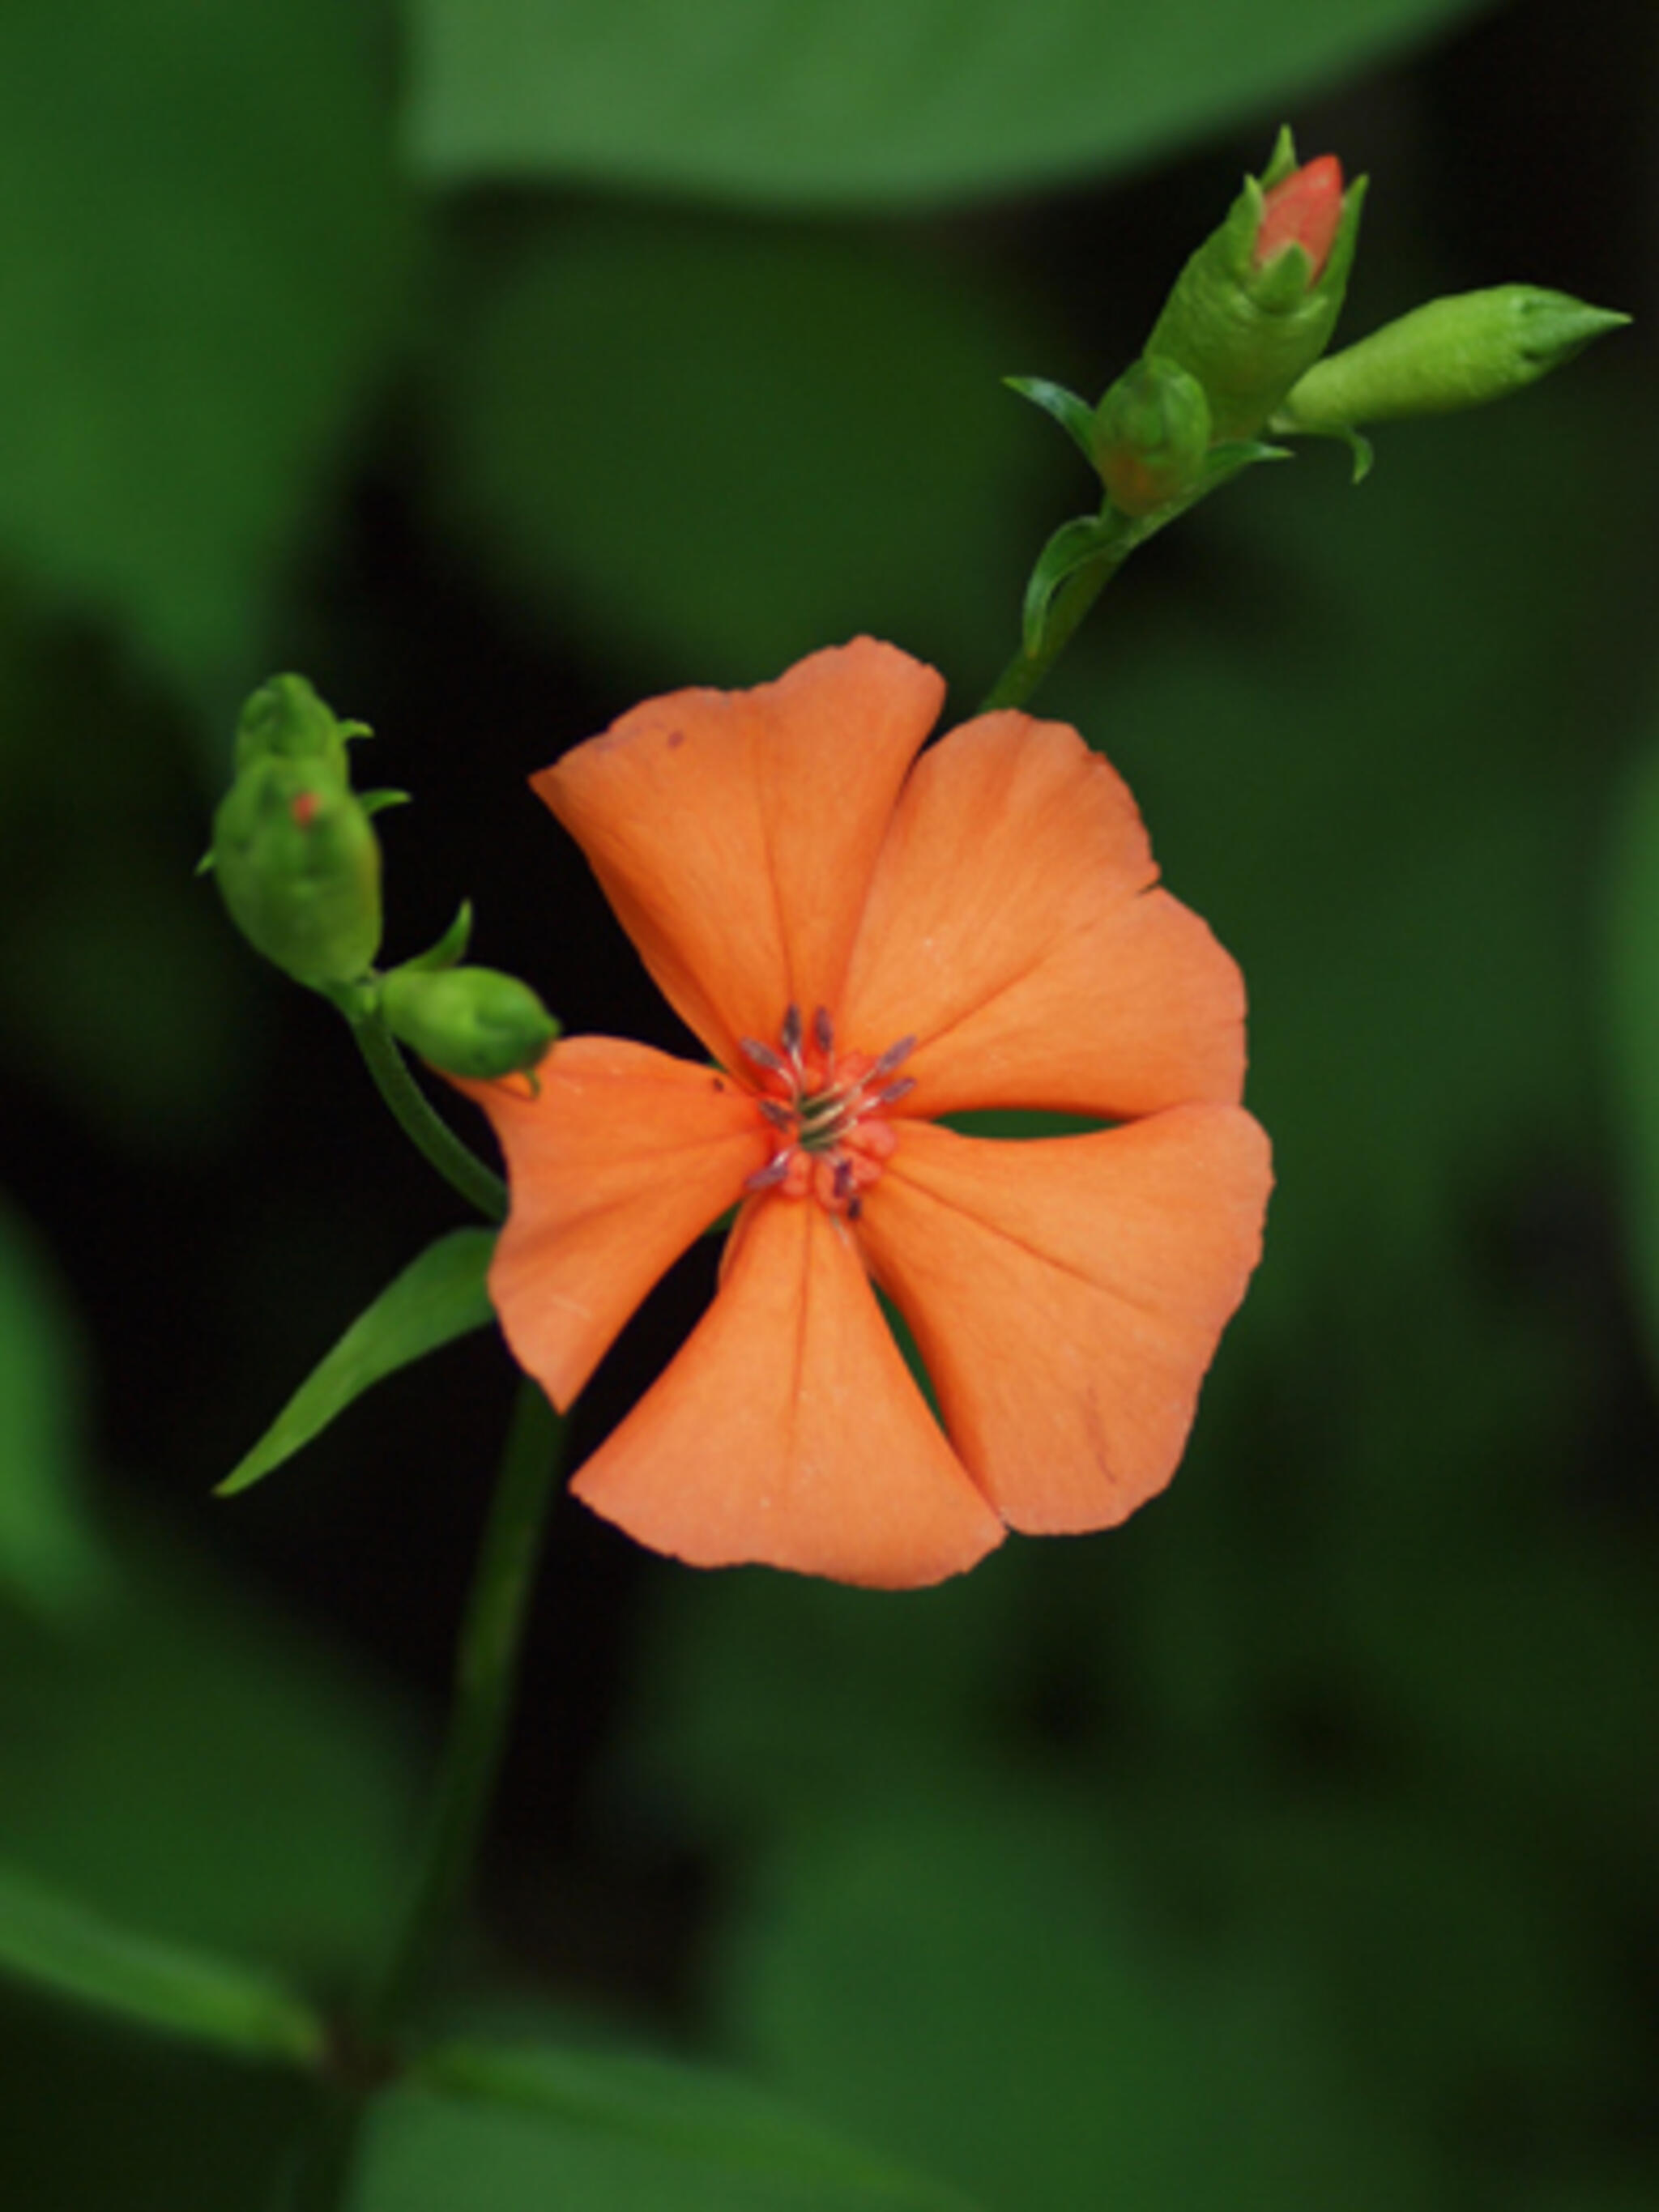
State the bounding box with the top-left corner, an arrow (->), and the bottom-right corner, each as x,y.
1256,156 -> 1344,281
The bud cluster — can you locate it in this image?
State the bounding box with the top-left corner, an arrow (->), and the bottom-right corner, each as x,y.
206,676 -> 559,1081
1015,125 -> 1625,534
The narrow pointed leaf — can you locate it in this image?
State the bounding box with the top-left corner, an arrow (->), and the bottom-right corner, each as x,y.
1004,376 -> 1099,467
1020,514 -> 1116,656
218,1229 -> 497,1496
0,1859 -> 322,2066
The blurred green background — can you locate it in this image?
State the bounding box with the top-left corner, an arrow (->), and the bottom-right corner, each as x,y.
2,0 -> 1656,2205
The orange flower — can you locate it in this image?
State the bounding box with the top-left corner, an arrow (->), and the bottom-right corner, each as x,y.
457,640 -> 1271,1588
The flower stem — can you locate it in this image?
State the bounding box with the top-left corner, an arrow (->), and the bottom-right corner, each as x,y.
281,1378 -> 564,2210
978,476 -> 1244,715
360,1376 -> 564,2044
350,1004 -> 508,1221
978,541 -> 1129,714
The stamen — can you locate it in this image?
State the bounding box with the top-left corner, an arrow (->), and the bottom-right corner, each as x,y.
740,1007 -> 917,1219
868,1034 -> 917,1080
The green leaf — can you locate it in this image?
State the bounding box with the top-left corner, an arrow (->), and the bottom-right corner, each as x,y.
1601,717 -> 1659,1384
0,1859 -> 322,2066
354,2064 -> 979,2211
0,1203 -> 110,1619
1004,377 -> 1099,467
219,1229 -> 497,1496
407,0 -> 1492,209
717,1793 -> 1436,2212
1019,514 -> 1115,656
0,1519 -> 416,1972
416,2039 -> 976,2206
0,0 -> 412,699
431,211 -> 1043,683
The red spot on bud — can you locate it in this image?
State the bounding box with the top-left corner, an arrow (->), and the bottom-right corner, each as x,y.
1256,155 -> 1343,282
290,791 -> 320,829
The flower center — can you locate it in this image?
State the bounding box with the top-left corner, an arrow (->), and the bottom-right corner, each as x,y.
739,1004 -> 915,1221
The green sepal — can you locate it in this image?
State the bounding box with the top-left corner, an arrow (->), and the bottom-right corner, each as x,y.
360,788 -> 412,818
1270,287 -> 1631,435
0,1858 -> 324,2067
1004,375 -> 1100,467
378,963 -> 561,1080
1020,514 -> 1118,658
403,900 -> 476,975
211,755 -> 384,989
217,1228 -> 498,1497
1143,137 -> 1367,442
1290,422 -> 1376,484
1199,437 -> 1293,488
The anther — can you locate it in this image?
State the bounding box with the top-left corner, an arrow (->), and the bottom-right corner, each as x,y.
779,1004 -> 803,1058
812,1005 -> 835,1059
868,1034 -> 917,1080
876,1076 -> 916,1106
744,1155 -> 792,1193
740,1037 -> 787,1076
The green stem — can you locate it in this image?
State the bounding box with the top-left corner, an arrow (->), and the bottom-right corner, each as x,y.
351,1005 -> 507,1222
361,1377 -> 564,2044
979,539 -> 1130,714
282,1378 -> 565,2210
978,467 -> 1259,715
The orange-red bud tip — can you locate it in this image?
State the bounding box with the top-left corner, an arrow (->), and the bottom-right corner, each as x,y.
290,791 -> 320,829
1256,156 -> 1344,281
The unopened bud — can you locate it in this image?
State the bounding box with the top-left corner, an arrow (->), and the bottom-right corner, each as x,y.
1092,356 -> 1213,516
234,674 -> 364,780
378,965 -> 559,1080
1272,286 -> 1630,434
212,757 -> 382,988
1143,130 -> 1365,442
1254,156 -> 1344,283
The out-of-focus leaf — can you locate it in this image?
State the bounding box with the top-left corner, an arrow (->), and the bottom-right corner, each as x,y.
717,1792 -> 1435,2212
1600,714 -> 1659,1381
432,212 -> 1041,683
0,0 -> 412,700
0,1202 -> 109,1618
0,1518 -> 415,1971
414,2038 -> 975,2207
0,1984 -> 309,2212
407,0 -> 1492,209
0,1859 -> 322,2065
220,1228 -> 497,1495
354,2065 -> 980,2210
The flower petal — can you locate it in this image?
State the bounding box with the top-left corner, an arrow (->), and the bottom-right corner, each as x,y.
538,640 -> 945,1070
453,1037 -> 767,1409
857,1108 -> 1271,1532
572,1195 -> 1005,1588
841,710 -> 1246,1117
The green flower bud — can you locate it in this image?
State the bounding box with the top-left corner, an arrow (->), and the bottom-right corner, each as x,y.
1092,356 -> 1213,516
1143,131 -> 1366,442
1270,287 -> 1631,434
234,673 -> 365,779
378,965 -> 560,1080
212,757 -> 382,988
